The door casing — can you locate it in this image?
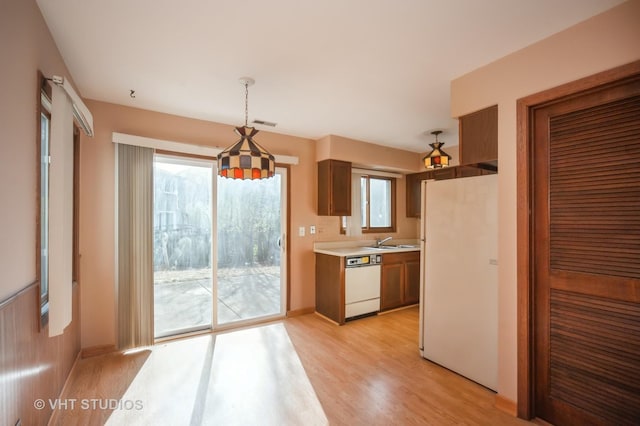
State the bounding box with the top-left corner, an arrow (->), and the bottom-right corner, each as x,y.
516,60 -> 640,420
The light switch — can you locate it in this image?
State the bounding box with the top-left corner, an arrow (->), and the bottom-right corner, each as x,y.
310,225 -> 316,235
299,226 -> 305,237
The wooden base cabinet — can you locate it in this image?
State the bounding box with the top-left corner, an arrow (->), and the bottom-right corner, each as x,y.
381,251 -> 420,311
315,253 -> 345,324
381,262 -> 403,309
403,257 -> 420,305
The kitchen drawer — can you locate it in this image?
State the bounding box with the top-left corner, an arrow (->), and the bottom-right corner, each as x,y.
345,298 -> 381,319
382,251 -> 420,265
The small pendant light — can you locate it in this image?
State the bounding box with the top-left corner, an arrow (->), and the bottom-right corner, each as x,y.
217,77 -> 275,180
423,130 -> 451,169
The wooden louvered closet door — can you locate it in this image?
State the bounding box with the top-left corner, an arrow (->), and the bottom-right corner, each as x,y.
533,74 -> 640,425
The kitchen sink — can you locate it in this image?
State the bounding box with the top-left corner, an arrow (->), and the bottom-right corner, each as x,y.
363,245 -> 396,250
364,244 -> 417,250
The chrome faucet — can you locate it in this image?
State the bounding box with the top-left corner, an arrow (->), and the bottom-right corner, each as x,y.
376,236 -> 393,247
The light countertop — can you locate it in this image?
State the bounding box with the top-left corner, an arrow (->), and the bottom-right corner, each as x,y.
313,240 -> 420,257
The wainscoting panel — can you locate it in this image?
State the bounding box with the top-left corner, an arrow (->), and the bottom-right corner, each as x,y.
0,281 -> 80,426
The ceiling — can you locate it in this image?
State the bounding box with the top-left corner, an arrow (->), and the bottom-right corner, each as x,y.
36,0 -> 624,152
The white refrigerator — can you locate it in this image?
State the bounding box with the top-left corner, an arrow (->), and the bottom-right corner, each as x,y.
418,174 -> 498,391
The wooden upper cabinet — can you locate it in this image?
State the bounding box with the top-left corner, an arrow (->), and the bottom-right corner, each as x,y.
459,105 -> 498,166
405,167 -> 495,217
457,165 -> 486,178
433,167 -> 457,181
405,171 -> 433,218
318,159 -> 351,216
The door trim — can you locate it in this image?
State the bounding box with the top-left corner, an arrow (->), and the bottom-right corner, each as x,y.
516,59 -> 640,420
279,164 -> 292,314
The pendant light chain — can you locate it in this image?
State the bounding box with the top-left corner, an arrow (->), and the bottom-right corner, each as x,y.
217,76 -> 275,180
244,81 -> 249,127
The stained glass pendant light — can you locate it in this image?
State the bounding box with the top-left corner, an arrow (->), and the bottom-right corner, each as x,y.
423,130 -> 451,169
217,77 -> 275,179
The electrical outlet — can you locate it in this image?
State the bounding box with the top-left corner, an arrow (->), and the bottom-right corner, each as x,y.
298,226 -> 305,237
309,225 -> 316,235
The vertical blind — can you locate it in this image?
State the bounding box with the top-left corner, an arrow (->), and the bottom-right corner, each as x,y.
117,144 -> 154,349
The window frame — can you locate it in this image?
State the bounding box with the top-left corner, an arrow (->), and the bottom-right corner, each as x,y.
37,72 -> 52,329
360,174 -> 396,234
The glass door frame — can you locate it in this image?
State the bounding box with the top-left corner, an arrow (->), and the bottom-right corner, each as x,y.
211,165 -> 288,331
153,153 -> 215,339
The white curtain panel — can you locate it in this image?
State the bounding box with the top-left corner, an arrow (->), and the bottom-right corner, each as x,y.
48,84 -> 74,337
117,144 -> 154,349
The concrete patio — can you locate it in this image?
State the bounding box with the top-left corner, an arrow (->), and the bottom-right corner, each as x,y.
154,266 -> 281,338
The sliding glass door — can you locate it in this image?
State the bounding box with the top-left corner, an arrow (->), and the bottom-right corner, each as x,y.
153,156 -> 213,338
153,154 -> 286,338
215,168 -> 287,327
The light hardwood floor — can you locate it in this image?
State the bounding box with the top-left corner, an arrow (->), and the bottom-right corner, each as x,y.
285,307 -> 529,425
50,324 -> 326,425
51,307 -> 531,425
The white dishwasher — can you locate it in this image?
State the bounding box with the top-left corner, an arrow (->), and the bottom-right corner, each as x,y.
344,255 -> 381,320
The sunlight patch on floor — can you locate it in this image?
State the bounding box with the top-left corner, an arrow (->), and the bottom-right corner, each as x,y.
105,323 -> 327,425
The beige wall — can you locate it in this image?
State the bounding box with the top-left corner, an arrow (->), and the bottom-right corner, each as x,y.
0,5 -> 83,423
9,2 -> 633,400
315,134 -> 423,242
80,102 -> 422,348
79,101 -> 318,347
450,0 -> 640,404
314,177 -> 420,243
316,134 -> 424,172
0,0 -> 74,301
